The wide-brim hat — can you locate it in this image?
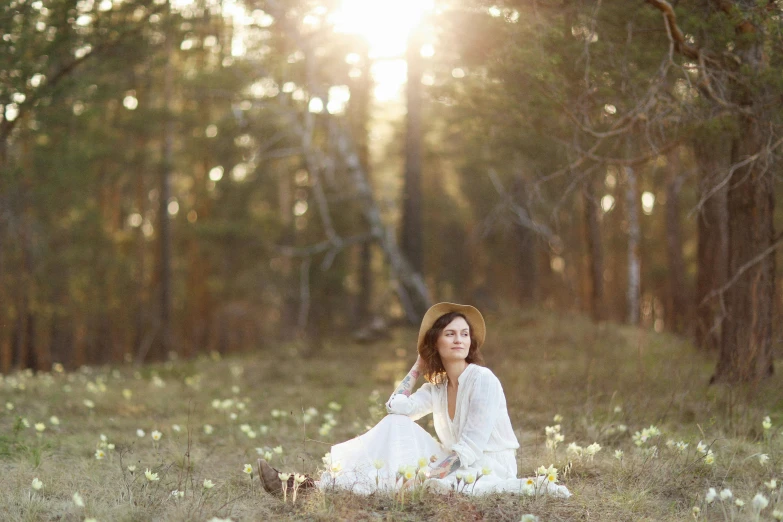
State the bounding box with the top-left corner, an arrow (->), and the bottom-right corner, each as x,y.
417,302 -> 486,355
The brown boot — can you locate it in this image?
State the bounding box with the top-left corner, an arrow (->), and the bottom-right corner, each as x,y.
257,458 -> 285,496
257,459 -> 317,497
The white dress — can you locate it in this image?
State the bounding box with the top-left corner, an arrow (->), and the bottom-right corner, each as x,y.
319,364 -> 571,497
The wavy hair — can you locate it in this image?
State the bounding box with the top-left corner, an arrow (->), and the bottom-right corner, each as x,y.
419,312 -> 484,384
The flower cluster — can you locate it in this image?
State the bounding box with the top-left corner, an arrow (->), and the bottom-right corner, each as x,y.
545,424 -> 564,451
632,425 -> 661,447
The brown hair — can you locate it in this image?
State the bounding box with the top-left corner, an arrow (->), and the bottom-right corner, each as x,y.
419,312 -> 484,384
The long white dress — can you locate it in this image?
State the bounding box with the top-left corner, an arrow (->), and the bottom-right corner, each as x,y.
319,364 -> 571,497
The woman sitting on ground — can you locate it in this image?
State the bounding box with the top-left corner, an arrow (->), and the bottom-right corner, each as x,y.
258,302 -> 570,497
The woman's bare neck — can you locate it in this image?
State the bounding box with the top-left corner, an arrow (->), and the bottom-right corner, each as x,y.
444,360 -> 469,387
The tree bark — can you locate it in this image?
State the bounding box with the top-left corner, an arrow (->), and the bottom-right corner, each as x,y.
713,118 -> 776,383
158,28 -> 175,359
350,43 -> 374,326
401,25 -> 424,297
664,149 -> 688,334
624,162 -> 641,325
693,136 -> 729,350
512,177 -> 537,305
582,176 -> 605,321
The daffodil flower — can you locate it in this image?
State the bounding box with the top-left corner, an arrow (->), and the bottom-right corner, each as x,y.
145,469 -> 160,482
243,464 -> 253,475
31,478 -> 43,490
203,479 -> 215,489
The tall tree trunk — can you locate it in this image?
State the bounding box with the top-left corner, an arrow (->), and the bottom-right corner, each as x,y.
713,118 -> 776,383
158,29 -> 175,359
401,25 -> 424,297
277,174 -> 298,340
13,208 -> 35,369
693,136 -> 730,350
582,177 -> 605,321
0,205 -> 9,373
350,43 -> 374,326
664,149 -> 688,334
513,177 -> 537,305
624,161 -> 641,325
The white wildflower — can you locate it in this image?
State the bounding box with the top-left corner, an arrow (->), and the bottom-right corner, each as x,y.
752,493 -> 769,511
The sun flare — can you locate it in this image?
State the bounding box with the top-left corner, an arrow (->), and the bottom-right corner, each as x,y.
333,0 -> 434,59
333,0 -> 434,101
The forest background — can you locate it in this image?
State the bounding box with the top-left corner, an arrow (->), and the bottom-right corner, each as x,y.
2,0 -> 783,385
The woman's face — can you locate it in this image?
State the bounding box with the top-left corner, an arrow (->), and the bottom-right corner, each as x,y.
435,317 -> 471,364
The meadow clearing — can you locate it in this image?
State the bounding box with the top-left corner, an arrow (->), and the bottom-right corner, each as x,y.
1,307 -> 782,521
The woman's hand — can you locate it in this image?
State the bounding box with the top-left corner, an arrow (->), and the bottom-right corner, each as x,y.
414,354 -> 424,370
430,452 -> 461,479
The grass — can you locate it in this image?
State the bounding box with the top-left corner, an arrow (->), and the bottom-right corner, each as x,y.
1,306 -> 782,521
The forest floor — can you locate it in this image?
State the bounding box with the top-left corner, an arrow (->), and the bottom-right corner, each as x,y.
1,307 -> 782,521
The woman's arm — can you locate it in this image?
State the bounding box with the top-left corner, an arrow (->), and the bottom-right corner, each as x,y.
385,355 -> 433,420
390,355 -> 424,397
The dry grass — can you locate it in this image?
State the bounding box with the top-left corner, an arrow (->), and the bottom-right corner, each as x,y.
1,307 -> 782,521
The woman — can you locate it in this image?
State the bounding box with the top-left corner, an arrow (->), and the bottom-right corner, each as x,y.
258,302 -> 570,497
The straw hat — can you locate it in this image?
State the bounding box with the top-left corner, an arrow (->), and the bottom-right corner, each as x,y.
416,302 -> 486,355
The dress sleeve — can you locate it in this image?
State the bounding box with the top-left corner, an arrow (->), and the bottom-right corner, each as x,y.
385,383 -> 434,421
450,371 -> 502,467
